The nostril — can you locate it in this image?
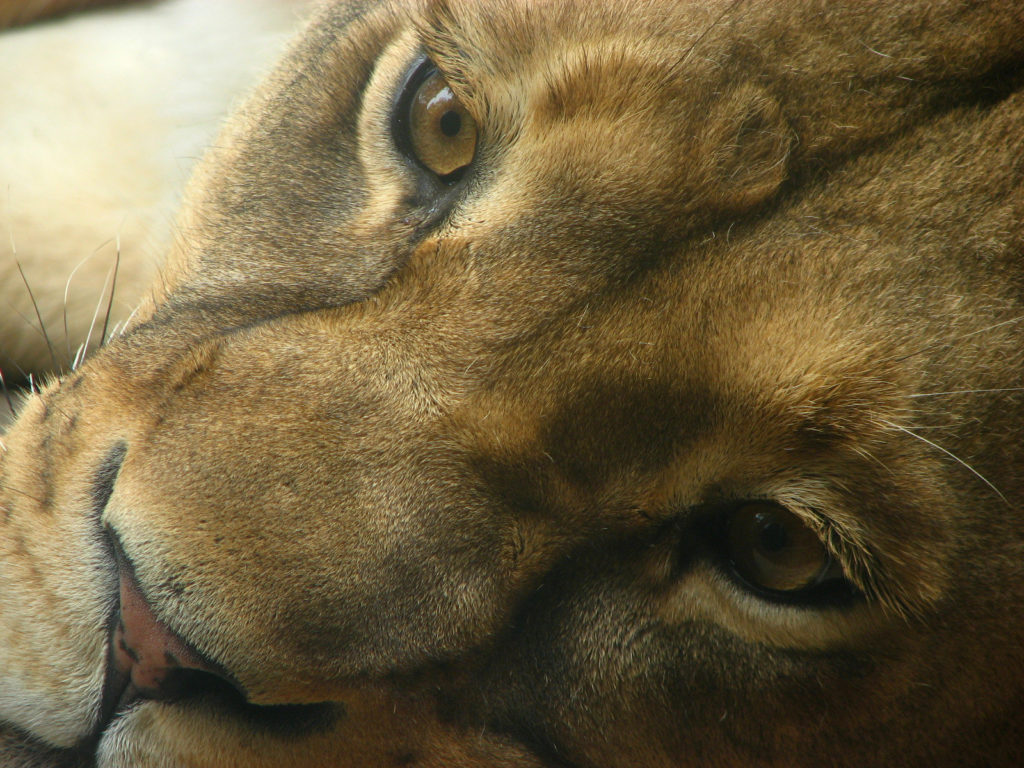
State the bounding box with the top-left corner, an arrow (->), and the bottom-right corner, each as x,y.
108,534 -> 231,704
94,533 -> 337,744
113,559 -> 220,699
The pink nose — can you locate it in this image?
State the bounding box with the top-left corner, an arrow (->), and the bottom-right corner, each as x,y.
112,562 -> 217,699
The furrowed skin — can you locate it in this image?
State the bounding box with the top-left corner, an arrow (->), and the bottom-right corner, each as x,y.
1,1 -> 1023,766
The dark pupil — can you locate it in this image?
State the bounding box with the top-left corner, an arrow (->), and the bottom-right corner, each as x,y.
757,517 -> 789,553
439,110 -> 462,137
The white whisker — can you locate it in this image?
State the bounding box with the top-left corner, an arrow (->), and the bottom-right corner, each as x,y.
79,257 -> 118,367
62,237 -> 113,361
885,314 -> 1024,365
878,418 -> 1008,504
909,388 -> 1024,399
72,342 -> 87,371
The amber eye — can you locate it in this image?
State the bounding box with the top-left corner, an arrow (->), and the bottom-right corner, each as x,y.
406,69 -> 477,180
726,502 -> 837,594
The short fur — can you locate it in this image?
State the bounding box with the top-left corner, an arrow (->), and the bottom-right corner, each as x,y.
2,0 -> 1024,766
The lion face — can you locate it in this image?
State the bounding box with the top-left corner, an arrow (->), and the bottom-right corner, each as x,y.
2,1 -> 1024,766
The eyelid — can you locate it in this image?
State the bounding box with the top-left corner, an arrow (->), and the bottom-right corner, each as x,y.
659,560 -> 884,651
390,54 -> 436,161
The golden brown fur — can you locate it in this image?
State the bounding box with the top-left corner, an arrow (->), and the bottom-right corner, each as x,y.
2,0 -> 1024,766
0,0 -> 127,28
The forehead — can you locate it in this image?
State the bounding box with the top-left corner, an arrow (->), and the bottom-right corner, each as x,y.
319,0 -> 918,446
413,0 -> 720,132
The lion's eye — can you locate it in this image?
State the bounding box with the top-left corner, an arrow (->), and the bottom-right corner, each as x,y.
726,502 -> 839,594
405,68 -> 477,180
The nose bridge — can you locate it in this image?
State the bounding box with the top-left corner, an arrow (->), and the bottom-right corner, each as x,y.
80,305 -> 531,693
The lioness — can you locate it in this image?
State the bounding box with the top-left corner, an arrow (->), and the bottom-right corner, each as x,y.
2,0 -> 1024,766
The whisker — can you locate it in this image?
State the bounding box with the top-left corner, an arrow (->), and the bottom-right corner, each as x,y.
851,443 -> 894,476
79,256 -> 118,367
671,0 -> 747,71
0,369 -> 15,417
0,481 -> 46,506
62,237 -> 112,364
884,314 -> 1024,366
0,353 -> 30,384
72,342 -> 87,372
877,418 -> 1008,505
908,387 -> 1024,399
99,236 -> 121,347
15,259 -> 60,373
120,305 -> 141,335
11,306 -> 50,344
94,305 -> 142,353
946,314 -> 1024,341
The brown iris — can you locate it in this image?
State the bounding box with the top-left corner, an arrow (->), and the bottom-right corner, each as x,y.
408,70 -> 477,179
726,502 -> 833,593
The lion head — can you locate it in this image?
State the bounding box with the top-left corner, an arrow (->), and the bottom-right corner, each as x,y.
2,1 -> 1023,766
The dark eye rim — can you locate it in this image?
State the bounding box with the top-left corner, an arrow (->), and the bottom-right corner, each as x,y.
391,54 -> 474,187
705,501 -> 862,609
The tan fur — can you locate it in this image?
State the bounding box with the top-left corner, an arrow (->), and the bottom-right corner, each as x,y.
2,0 -> 1024,765
0,0 -> 128,28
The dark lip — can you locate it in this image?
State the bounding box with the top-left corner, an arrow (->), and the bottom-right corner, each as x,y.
84,442 -> 234,747
90,444 -> 127,525
88,529 -> 224,748
82,458 -> 338,749
87,528 -> 331,749
82,447 -> 134,749
88,531 -> 142,748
